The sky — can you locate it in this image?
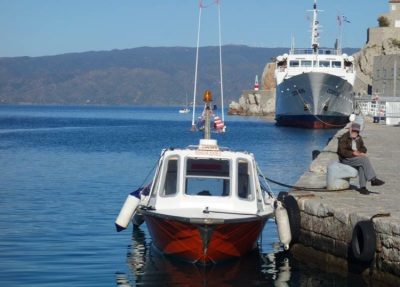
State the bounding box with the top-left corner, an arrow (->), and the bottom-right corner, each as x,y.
0,0 -> 389,58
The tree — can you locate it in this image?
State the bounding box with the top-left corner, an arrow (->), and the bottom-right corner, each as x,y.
378,16 -> 390,27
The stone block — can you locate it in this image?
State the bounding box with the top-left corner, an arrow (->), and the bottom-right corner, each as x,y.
334,239 -> 349,258
300,212 -> 313,231
303,200 -> 330,217
312,232 -> 336,255
333,209 -> 350,225
380,234 -> 400,250
382,245 -> 400,262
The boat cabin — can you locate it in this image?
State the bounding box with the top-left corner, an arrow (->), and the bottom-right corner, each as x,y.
147,139 -> 269,215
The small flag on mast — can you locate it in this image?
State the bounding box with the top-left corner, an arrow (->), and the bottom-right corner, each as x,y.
343,16 -> 351,23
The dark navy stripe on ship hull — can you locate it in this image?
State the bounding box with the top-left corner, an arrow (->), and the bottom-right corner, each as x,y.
275,115 -> 349,129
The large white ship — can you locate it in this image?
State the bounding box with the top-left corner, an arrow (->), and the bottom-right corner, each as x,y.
274,0 -> 356,129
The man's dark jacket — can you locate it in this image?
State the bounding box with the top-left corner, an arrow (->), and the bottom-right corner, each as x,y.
337,131 -> 367,160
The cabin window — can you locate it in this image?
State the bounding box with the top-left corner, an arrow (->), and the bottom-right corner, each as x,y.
237,160 -> 254,200
319,61 -> 330,67
289,60 -> 299,67
332,61 -> 342,68
161,157 -> 178,197
300,60 -> 312,67
185,158 -> 230,197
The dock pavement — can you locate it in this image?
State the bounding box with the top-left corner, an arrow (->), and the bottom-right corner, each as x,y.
289,120 -> 400,286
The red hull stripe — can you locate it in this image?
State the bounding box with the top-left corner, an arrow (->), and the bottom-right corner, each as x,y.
144,214 -> 269,264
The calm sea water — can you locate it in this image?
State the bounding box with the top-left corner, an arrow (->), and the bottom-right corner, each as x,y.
0,105 -> 366,286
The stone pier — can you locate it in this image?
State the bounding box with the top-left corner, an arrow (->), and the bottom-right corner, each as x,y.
289,122 -> 400,285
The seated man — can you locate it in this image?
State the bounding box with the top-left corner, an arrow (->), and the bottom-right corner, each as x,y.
337,122 -> 384,195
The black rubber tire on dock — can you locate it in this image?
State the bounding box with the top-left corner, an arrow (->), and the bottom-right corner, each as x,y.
277,191 -> 288,202
282,195 -> 301,243
351,220 -> 376,263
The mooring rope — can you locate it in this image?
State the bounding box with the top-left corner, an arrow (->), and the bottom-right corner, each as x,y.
261,174 -> 348,192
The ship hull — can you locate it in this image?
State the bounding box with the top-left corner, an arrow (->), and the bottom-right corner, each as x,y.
275,114 -> 350,129
275,72 -> 354,129
143,211 -> 270,265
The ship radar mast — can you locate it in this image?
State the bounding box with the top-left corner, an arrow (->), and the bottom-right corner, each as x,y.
310,0 -> 320,53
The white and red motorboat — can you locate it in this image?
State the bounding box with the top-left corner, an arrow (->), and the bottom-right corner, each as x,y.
115,90 -> 286,265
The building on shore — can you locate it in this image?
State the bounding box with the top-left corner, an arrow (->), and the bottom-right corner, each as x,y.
372,54 -> 400,97
370,1 -> 400,97
367,0 -> 400,45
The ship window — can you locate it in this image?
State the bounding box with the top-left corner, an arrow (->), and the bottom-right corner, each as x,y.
289,60 -> 299,67
319,61 -> 330,67
185,158 -> 230,197
237,160 -> 254,201
300,60 -> 312,67
332,61 -> 342,68
161,157 -> 178,197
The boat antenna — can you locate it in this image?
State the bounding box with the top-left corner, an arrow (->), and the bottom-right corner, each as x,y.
310,0 -> 320,53
290,34 -> 295,53
202,90 -> 213,139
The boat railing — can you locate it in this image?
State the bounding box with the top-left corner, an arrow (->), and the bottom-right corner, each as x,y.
289,48 -> 341,56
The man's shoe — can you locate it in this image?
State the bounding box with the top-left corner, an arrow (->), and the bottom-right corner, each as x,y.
358,187 -> 370,195
371,178 -> 385,186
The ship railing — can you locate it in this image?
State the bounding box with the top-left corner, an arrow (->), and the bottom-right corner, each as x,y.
356,97 -> 400,125
289,48 -> 341,56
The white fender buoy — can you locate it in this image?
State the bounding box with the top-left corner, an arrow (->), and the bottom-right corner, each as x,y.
275,201 -> 292,250
115,194 -> 140,232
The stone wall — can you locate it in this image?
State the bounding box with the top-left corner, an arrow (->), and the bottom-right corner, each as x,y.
368,27 -> 400,47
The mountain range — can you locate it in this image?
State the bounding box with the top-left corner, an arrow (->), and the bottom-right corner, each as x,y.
0,45 -> 358,106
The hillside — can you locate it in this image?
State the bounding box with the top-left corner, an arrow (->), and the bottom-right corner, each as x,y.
0,46 -> 292,106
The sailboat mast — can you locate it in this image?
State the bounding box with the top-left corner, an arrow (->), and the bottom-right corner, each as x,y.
191,4 -> 202,129
217,0 -> 225,124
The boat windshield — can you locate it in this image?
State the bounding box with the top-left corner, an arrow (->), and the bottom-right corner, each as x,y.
185,158 -> 230,196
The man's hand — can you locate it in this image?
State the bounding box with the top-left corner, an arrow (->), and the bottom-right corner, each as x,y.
353,151 -> 366,157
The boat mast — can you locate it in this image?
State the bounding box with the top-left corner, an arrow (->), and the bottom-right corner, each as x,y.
203,90 -> 213,139
217,0 -> 225,125
311,0 -> 320,53
191,3 -> 202,130
191,0 -> 225,132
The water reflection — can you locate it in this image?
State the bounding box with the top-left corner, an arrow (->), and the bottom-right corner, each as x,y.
117,228 -> 294,287
127,228 -> 148,278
